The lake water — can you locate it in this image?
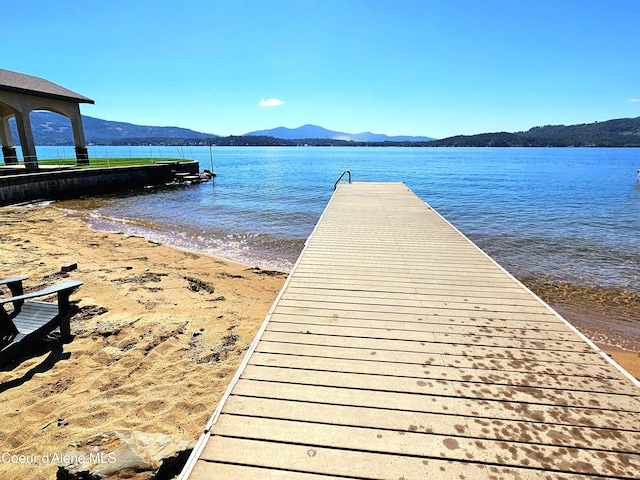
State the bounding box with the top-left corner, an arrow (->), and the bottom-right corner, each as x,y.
42,146 -> 640,293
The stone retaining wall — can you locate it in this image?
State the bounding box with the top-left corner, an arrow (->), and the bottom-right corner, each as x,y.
0,161 -> 199,206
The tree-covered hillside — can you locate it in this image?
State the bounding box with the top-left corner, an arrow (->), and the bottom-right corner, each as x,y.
83,115 -> 640,147
428,117 -> 640,147
8,111 -> 218,145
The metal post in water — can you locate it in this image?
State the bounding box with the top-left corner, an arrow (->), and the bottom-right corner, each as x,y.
209,141 -> 214,173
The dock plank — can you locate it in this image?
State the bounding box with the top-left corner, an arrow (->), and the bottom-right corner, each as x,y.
241,364 -> 640,411
260,330 -> 603,364
232,378 -> 640,430
248,352 -> 639,395
255,340 -> 625,379
212,414 -> 640,477
265,320 -> 592,352
271,307 -> 572,330
268,312 -> 584,340
222,395 -> 640,453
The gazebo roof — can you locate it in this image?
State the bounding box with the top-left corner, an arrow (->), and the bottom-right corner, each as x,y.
0,69 -> 94,104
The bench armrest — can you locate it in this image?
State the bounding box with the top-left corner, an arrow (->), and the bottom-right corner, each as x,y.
0,276 -> 28,296
0,281 -> 83,306
0,276 -> 29,311
0,276 -> 28,287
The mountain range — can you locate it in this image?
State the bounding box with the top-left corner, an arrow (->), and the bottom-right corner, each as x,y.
7,111 -> 640,147
8,112 -> 433,145
8,112 -> 217,145
244,124 -> 435,142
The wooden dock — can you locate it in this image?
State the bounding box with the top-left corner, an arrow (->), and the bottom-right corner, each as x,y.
182,182 -> 640,479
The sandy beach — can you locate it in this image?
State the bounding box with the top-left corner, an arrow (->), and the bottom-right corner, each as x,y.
0,205 -> 287,479
1,204 -> 639,479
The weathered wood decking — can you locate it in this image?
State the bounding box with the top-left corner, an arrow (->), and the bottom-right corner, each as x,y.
183,182 -> 640,479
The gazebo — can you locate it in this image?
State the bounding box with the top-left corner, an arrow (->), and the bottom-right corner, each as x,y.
0,69 -> 94,171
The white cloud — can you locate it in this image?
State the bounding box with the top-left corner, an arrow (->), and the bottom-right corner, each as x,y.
629,98 -> 640,102
259,98 -> 284,107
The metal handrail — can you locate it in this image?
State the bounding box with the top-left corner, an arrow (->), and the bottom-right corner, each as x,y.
334,170 -> 352,190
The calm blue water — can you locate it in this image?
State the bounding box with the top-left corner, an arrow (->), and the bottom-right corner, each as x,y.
42,146 -> 640,292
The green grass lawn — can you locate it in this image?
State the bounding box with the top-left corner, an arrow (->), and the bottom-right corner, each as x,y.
35,157 -> 188,168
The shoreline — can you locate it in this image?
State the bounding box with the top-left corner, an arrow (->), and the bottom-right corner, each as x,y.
1,204 -> 638,478
519,275 -> 640,350
55,197 -> 304,273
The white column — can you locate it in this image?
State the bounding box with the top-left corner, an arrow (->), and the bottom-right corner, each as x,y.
14,110 -> 38,170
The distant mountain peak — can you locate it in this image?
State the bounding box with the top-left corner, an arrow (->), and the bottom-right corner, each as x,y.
243,124 -> 435,142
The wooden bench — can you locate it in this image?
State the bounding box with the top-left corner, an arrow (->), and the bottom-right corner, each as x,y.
0,277 -> 83,364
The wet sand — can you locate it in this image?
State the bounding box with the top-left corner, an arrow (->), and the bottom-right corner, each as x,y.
520,275 -> 640,384
0,205 -> 638,479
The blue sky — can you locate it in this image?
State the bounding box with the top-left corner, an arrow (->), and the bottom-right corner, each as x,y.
4,0 -> 640,138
